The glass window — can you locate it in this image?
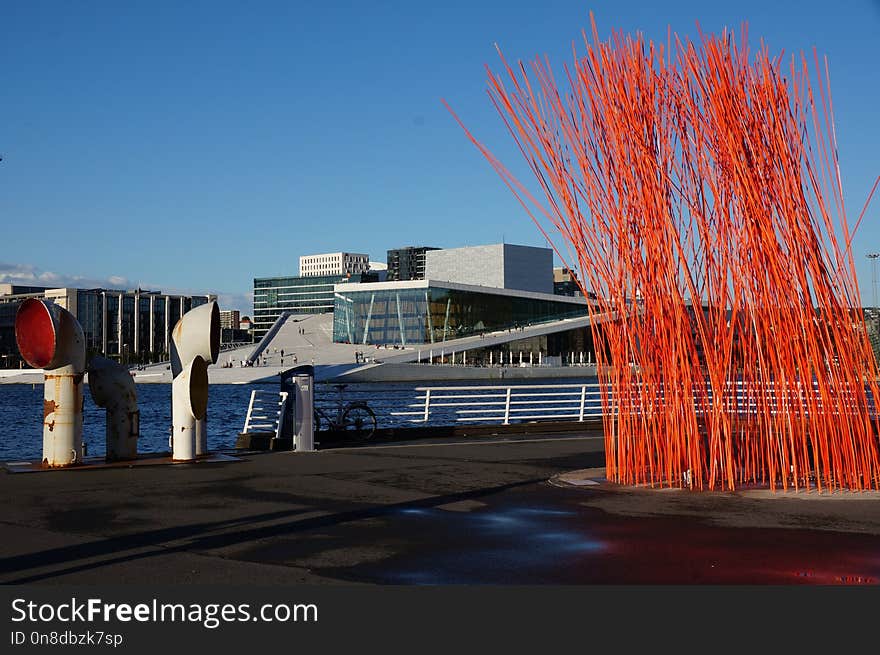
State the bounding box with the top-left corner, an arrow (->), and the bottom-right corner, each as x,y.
153,297 -> 166,356
106,295 -> 120,355
76,290 -> 103,355
121,295 -> 136,359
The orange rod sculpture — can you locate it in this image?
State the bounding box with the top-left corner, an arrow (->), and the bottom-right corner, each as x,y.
448,15 -> 880,491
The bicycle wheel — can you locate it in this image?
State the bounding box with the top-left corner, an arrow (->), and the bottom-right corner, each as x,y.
341,405 -> 377,440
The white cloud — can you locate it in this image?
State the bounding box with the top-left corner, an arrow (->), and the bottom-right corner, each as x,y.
216,291 -> 254,316
0,263 -> 253,314
0,262 -> 129,290
0,262 -> 38,282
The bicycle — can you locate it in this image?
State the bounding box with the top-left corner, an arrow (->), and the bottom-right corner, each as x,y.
314,384 -> 377,440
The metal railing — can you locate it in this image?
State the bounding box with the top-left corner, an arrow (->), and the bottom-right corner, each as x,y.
220,341 -> 254,352
390,381 -> 878,426
235,382 -> 876,435
243,390 -> 289,438
391,383 -> 607,425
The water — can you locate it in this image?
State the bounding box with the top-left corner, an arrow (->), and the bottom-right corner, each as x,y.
0,377 -> 600,461
0,384 -> 253,461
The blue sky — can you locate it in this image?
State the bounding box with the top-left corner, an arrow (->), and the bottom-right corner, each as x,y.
2,1 -> 879,313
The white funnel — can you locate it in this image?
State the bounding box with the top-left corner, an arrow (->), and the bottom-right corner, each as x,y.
171,356 -> 208,461
15,298 -> 86,467
171,301 -> 220,376
170,301 -> 219,460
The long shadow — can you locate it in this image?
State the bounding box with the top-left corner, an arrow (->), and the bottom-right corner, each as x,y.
0,507 -> 313,576
1,478 -> 547,584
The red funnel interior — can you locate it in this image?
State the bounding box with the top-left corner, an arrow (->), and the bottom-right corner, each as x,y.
15,300 -> 56,368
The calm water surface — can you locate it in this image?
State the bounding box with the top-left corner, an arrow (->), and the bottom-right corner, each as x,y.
0,384 -> 253,461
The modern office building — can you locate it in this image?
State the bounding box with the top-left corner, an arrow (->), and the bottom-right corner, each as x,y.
424,243 -> 554,294
220,309 -> 240,330
0,286 -> 216,366
253,273 -> 376,339
0,302 -> 23,368
299,252 -> 370,277
219,309 -> 251,344
332,279 -> 589,346
0,284 -> 49,296
386,246 -> 440,281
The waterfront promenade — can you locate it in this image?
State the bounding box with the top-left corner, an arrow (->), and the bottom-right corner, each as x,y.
3,430 -> 880,585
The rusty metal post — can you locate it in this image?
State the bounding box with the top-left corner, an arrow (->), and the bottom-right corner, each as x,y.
88,355 -> 139,461
170,301 -> 220,460
15,298 -> 86,467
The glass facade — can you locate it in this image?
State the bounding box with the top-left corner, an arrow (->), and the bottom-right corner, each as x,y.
152,296 -> 166,356
135,295 -> 150,355
105,294 -> 120,356
76,291 -> 103,356
121,295 -> 135,358
332,285 -> 587,346
253,274 -> 374,338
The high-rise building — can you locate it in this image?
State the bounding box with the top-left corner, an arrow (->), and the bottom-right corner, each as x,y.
219,309 -> 241,330
218,309 -> 251,344
299,252 -> 370,277
386,246 -> 440,281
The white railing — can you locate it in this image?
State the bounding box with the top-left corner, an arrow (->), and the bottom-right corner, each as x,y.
390,381 -> 877,426
391,384 -> 607,425
243,390 -> 289,438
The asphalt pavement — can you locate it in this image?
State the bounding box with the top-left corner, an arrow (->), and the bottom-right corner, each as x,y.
2,431 -> 880,585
